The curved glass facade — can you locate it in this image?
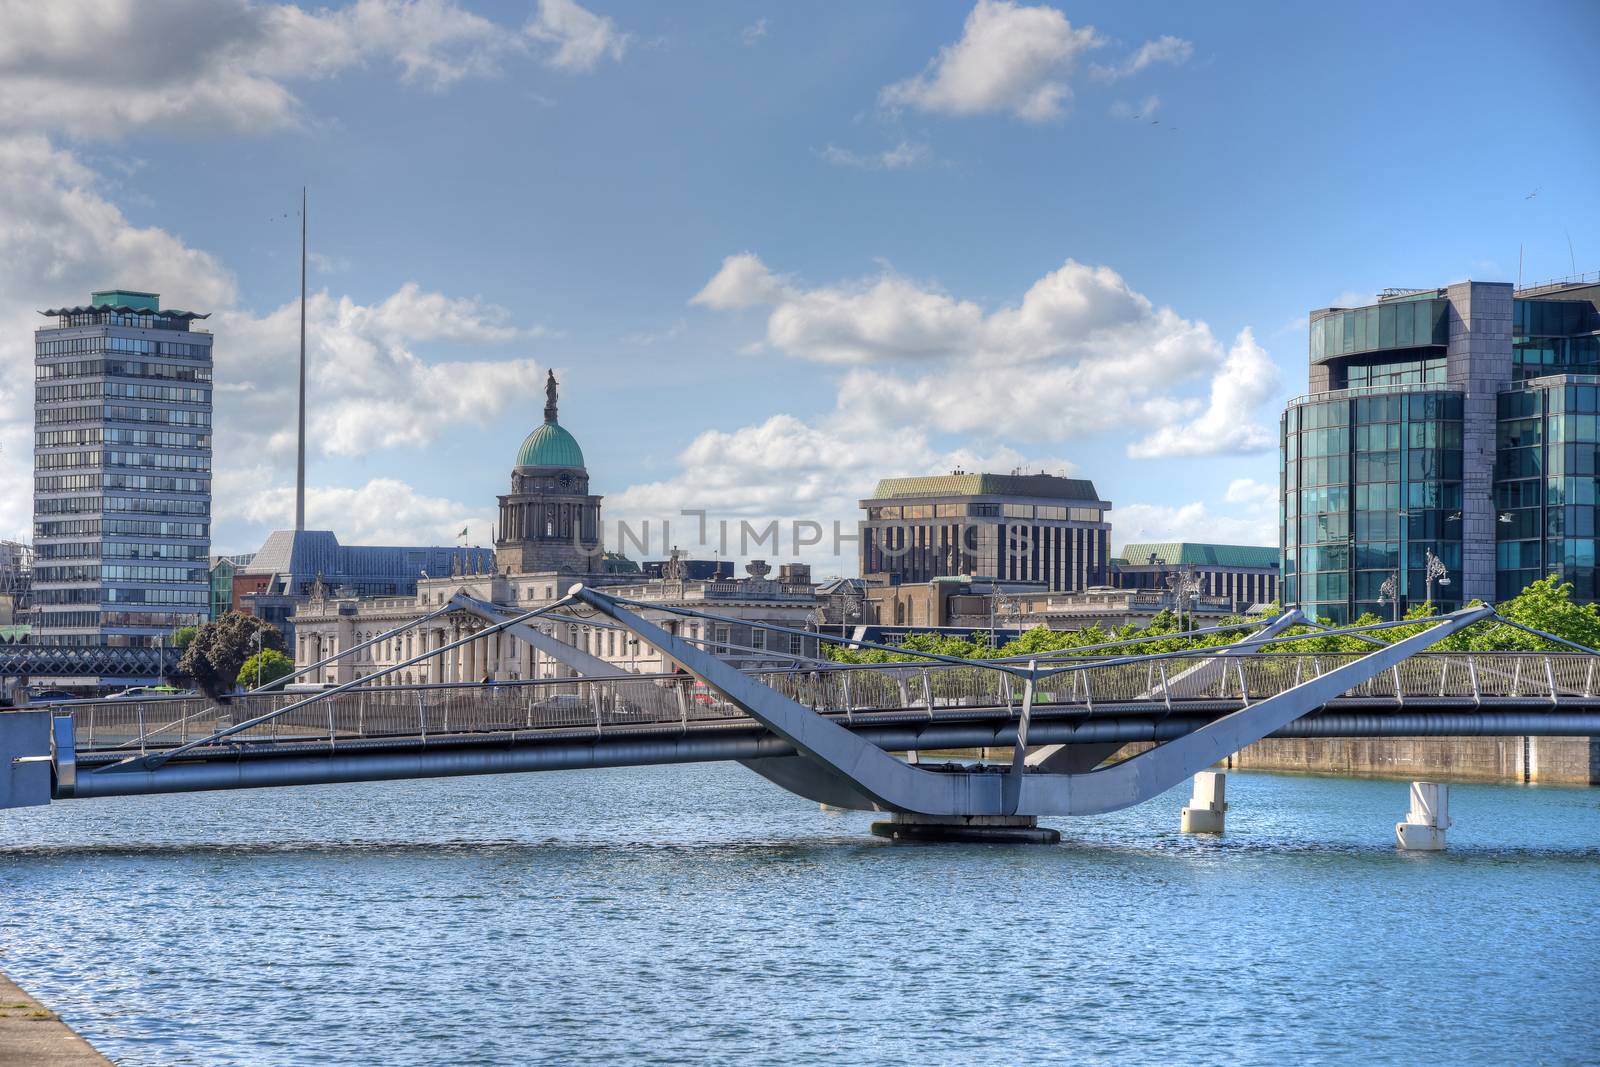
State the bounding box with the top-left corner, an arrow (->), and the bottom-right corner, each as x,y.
1496,381 -> 1600,603
1282,391 -> 1464,624
1310,298 -> 1449,363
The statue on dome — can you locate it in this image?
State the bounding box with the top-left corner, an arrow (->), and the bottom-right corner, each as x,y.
544,370 -> 559,423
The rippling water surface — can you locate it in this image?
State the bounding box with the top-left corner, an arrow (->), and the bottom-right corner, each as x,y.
2,764 -> 1597,1065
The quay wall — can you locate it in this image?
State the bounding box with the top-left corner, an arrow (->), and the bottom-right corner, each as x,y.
960,736 -> 1600,786
1224,735 -> 1600,786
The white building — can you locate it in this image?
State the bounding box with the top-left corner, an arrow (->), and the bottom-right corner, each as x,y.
288,380 -> 820,682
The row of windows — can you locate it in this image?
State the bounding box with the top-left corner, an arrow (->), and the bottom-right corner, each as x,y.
867,503 -> 1102,522
36,336 -> 209,358
104,473 -> 209,493
1287,393 -> 1463,432
1343,356 -> 1448,389
108,451 -> 210,471
35,474 -> 101,492
38,474 -> 210,496
36,587 -> 208,606
105,405 -> 211,427
37,451 -> 100,470
34,382 -> 214,405
36,358 -> 212,381
36,496 -> 210,516
106,587 -> 209,605
37,404 -> 101,424
37,541 -> 210,562
34,518 -> 210,540
105,382 -> 210,404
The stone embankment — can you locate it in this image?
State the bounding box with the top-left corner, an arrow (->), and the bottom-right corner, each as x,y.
0,971 -> 110,1065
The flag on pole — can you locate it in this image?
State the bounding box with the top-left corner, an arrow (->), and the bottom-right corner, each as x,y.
458,526 -> 468,542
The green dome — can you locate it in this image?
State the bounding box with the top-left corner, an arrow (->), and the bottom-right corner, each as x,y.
516,419 -> 585,469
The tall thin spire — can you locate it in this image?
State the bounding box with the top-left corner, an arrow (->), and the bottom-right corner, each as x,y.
295,186 -> 307,531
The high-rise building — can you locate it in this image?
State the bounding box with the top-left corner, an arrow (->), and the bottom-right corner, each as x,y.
33,290 -> 213,651
860,472 -> 1112,591
1280,278 -> 1599,623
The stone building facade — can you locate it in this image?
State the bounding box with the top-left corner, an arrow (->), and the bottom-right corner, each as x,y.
289,380 -> 821,683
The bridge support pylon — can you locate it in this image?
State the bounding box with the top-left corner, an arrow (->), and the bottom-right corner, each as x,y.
1179,771 -> 1227,834
1396,781 -> 1450,851
870,813 -> 1060,844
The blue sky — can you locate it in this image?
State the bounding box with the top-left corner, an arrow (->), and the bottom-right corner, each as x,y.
2,0 -> 1597,572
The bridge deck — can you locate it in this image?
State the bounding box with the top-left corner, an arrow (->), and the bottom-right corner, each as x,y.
47,650 -> 1600,761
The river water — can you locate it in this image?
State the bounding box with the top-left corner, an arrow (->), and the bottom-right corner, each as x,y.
1,764 -> 1597,1065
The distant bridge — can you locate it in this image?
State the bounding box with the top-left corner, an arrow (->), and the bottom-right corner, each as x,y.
0,643 -> 177,683
4,588 -> 1597,840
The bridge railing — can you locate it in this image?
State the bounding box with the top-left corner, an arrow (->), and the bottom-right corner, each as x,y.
61,651 -> 1599,754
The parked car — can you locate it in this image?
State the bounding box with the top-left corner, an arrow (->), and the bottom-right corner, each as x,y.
110,685 -> 189,699
26,688 -> 79,703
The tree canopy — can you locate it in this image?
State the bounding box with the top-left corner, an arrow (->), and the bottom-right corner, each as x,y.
824,576 -> 1600,664
178,612 -> 286,699
237,648 -> 295,690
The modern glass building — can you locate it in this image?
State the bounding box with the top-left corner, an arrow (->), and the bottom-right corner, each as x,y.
860,473 -> 1112,591
33,290 -> 213,651
1281,278 -> 1600,622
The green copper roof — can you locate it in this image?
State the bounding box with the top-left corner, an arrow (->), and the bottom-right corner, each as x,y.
516,419 -> 585,469
1119,542 -> 1280,569
869,473 -> 1102,502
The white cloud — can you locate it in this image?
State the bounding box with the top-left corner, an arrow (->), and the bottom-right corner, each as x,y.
606,412 -> 1083,572
880,0 -> 1101,122
690,253 -> 1254,446
1111,500 -> 1276,550
0,0 -> 629,139
211,287 -> 543,462
821,140 -> 933,170
689,252 -> 790,310
741,18 -> 769,47
525,0 -> 629,72
1224,477 -> 1277,508
0,134 -> 547,544
1090,35 -> 1193,81
1126,328 -> 1281,458
215,469 -> 494,549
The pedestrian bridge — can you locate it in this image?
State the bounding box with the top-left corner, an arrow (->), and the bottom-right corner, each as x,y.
4,587 -> 1597,839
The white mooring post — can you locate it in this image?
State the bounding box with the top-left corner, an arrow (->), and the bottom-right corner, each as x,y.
1395,781 -> 1450,851
1180,771 -> 1227,834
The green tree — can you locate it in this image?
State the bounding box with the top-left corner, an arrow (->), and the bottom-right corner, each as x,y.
171,625 -> 199,651
237,648 -> 295,690
179,612 -> 286,699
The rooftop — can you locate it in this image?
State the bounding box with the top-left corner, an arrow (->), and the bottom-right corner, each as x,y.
1116,542 -> 1280,569
868,472 -> 1102,503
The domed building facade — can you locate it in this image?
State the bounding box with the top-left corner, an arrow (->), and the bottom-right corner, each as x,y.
495,372 -> 603,575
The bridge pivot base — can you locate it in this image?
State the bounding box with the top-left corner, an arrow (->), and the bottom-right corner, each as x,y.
869,813 -> 1060,844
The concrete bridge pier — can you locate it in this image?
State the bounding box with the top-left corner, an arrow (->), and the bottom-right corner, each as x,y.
869,813 -> 1060,844
1180,771 -> 1228,834
1396,781 -> 1450,851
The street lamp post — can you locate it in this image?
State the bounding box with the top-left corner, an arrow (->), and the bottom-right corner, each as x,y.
1424,548 -> 1451,610
1378,571 -> 1400,622
988,591 -> 1018,649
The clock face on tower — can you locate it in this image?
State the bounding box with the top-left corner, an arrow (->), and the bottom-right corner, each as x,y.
558,472 -> 574,490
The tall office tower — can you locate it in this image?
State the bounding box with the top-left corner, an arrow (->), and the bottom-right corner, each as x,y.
33,291 -> 213,657
1280,278 -> 1599,623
